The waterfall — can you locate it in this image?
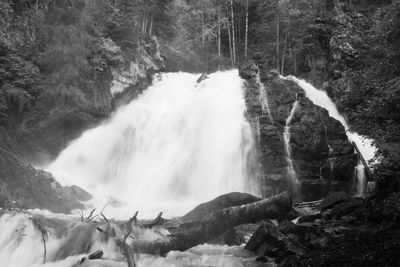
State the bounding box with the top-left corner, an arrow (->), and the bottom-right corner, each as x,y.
283,98 -> 300,197
282,75 -> 377,196
355,158 -> 366,197
255,73 -> 274,123
48,70 -> 257,218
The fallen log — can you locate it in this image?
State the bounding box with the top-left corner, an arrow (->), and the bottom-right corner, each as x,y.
129,191 -> 292,255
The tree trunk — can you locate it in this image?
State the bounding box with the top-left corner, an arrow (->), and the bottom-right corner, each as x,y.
149,15 -> 153,35
276,11 -> 280,71
231,0 -> 236,64
281,31 -> 288,75
218,6 -> 221,69
245,0 -> 249,60
227,20 -> 233,66
128,192 -> 292,255
142,13 -> 146,33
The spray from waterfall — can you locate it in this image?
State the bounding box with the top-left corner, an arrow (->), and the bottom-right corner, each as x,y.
283,97 -> 300,197
282,75 -> 377,196
48,70 -> 257,218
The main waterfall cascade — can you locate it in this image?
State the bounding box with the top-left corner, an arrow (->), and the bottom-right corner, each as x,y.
49,70 -> 258,218
282,75 -> 377,196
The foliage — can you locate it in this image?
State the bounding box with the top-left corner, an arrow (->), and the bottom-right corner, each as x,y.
0,46 -> 40,122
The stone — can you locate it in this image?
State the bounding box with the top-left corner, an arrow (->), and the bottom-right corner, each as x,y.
62,185 -> 92,202
181,192 -> 260,222
245,220 -> 307,259
297,213 -> 322,224
238,61 -> 259,79
318,191 -> 353,211
331,199 -> 364,219
245,221 -> 286,252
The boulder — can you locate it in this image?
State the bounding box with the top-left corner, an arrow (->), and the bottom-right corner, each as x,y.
62,185 -> 92,202
238,61 -> 259,80
245,220 -> 307,260
181,192 -> 261,222
331,199 -> 364,219
318,191 -> 353,211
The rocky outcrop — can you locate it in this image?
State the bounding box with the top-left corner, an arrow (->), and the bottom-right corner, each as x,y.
0,146 -> 86,213
240,62 -> 356,201
112,35 -> 165,108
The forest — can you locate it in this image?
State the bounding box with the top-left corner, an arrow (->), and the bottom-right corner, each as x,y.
1,0 -> 400,266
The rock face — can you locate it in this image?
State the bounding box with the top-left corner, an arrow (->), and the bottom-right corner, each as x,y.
239,62 -> 356,201
0,147 -> 84,213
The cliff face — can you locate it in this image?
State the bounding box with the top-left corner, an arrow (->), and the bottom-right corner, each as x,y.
240,62 -> 356,201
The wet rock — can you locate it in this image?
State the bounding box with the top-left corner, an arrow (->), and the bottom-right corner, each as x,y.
245,221 -> 286,252
182,192 -> 261,222
278,220 -> 296,235
245,220 -> 307,260
318,191 -> 353,211
62,185 -> 92,202
309,235 -> 329,248
0,149 -> 83,213
331,199 -> 364,219
239,61 -> 259,79
298,213 -> 322,224
240,62 -> 356,200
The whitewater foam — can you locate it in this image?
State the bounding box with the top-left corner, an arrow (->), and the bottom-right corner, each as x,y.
48,70 -> 257,218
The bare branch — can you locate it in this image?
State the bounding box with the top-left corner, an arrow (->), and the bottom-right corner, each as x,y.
141,212 -> 163,228
86,209 -> 97,221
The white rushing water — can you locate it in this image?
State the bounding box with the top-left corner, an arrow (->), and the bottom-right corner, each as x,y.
48,70 -> 257,218
283,99 -> 301,197
0,211 -> 258,267
282,76 -> 377,196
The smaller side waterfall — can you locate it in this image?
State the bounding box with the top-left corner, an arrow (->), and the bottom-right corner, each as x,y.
282,75 -> 377,196
255,73 -> 274,123
355,158 -> 366,197
283,98 -> 300,197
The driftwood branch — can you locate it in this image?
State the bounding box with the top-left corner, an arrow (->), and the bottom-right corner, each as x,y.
121,211 -> 139,267
31,217 -> 47,263
86,209 -> 97,221
101,213 -> 109,222
142,212 -> 163,228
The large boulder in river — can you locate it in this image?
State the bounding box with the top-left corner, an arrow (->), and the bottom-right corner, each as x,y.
239,62 -> 356,201
181,192 -> 261,222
